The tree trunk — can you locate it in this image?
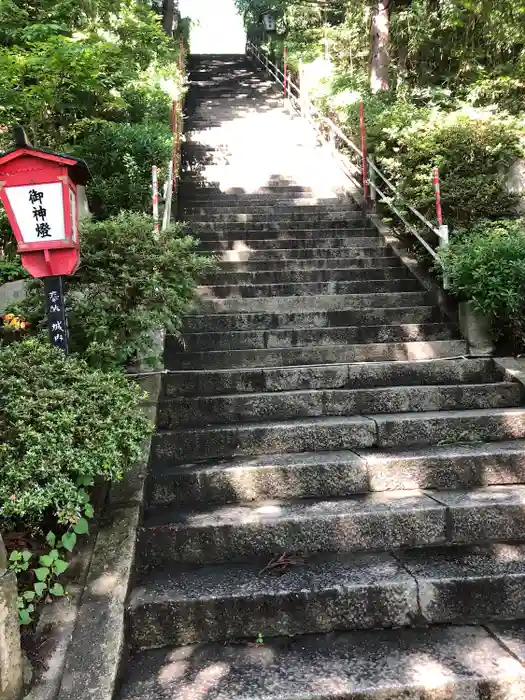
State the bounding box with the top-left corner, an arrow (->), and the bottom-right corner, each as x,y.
163,0 -> 175,36
370,0 -> 390,92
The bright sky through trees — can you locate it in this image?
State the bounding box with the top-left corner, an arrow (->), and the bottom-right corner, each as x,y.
179,0 -> 246,53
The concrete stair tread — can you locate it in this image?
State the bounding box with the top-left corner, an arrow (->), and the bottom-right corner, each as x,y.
128,544 -> 525,648
139,484 -> 525,567
118,624 -> 525,700
175,323 -> 457,352
163,358 -> 499,396
195,291 -> 437,312
183,305 -> 442,332
157,382 -> 523,428
153,408 -> 525,463
146,441 -> 525,509
167,340 -> 469,370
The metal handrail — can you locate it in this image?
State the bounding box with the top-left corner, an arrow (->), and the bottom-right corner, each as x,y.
246,39 -> 449,269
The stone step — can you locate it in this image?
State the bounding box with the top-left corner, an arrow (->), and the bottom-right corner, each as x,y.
196,221 -> 368,233
183,305 -> 443,333
163,358 -> 501,398
197,278 -> 422,300
157,382 -> 521,429
171,322 -> 456,353
213,247 -> 392,263
128,544 -> 525,649
196,227 -> 375,242
146,441 -> 525,509
152,405 -> 525,464
166,339 -> 467,370
203,266 -> 412,286
204,238 -> 383,253
196,290 -> 436,313
140,484 -> 525,568
186,210 -> 363,223
216,255 -> 402,271
183,196 -> 356,208
118,624 -> 525,700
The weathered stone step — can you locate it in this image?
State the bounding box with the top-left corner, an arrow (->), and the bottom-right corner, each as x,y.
166,339 -> 467,370
196,290 -> 436,313
163,358 -> 501,398
186,210 -> 363,223
184,196 -> 356,208
203,266 -> 412,286
146,441 -> 525,509
214,246 -> 391,262
196,227 -> 375,242
216,255 -> 401,271
153,416 -> 375,464
118,624 -> 525,700
171,322 -> 455,353
157,382 -> 521,429
140,484 -> 525,569
153,408 -> 525,464
205,238 -> 383,253
128,544 -> 525,649
196,221 -> 367,233
198,278 -> 422,300
183,305 -> 442,333
186,201 -> 360,213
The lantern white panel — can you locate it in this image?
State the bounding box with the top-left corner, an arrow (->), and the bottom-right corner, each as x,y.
6,182 -> 66,243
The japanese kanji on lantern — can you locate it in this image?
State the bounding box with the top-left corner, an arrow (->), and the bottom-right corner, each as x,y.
0,129 -> 90,354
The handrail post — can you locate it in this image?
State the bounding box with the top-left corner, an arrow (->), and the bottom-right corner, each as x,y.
151,165 -> 159,235
283,46 -> 287,100
433,166 -> 449,289
359,102 -> 369,203
369,155 -> 377,212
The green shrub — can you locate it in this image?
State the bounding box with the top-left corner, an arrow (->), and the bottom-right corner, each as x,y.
0,338 -> 152,528
68,120 -> 172,217
0,256 -> 26,282
438,218 -> 525,344
15,212 -> 213,369
378,109 -> 523,226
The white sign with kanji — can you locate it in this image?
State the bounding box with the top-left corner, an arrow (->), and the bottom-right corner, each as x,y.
5,182 -> 66,243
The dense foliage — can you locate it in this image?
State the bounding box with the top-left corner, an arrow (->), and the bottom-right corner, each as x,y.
439,219 -> 525,343
0,0 -> 185,263
12,212 -> 212,369
0,338 -> 151,528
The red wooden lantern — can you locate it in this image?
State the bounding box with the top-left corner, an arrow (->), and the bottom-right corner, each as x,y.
0,146 -> 90,278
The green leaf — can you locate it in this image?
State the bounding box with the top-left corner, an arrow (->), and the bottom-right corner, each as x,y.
46,532 -> 57,548
23,590 -> 36,601
22,550 -> 33,562
73,518 -> 89,535
39,554 -> 53,567
53,559 -> 69,575
9,551 -> 21,561
49,549 -> 59,561
34,567 -> 50,582
19,609 -> 32,625
34,581 -> 47,596
61,531 -> 77,552
84,503 -> 95,519
49,583 -> 65,597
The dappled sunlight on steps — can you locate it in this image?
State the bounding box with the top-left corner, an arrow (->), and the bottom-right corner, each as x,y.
117,54 -> 525,700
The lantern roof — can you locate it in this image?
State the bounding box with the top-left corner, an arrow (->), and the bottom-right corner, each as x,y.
0,146 -> 90,185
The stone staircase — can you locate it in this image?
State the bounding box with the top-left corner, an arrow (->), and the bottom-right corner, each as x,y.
118,55 -> 525,699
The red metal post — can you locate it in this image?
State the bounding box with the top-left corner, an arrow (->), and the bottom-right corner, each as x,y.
359,102 -> 369,201
283,46 -> 287,98
433,167 -> 443,226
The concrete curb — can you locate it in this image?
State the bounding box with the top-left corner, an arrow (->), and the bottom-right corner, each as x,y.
24,329 -> 165,700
